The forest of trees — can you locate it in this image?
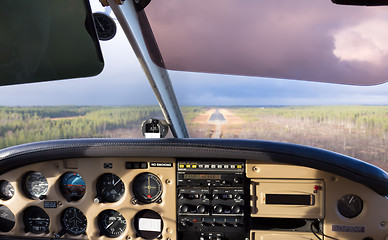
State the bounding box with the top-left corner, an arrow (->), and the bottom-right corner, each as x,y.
0,105 -> 387,171
0,106 -> 163,147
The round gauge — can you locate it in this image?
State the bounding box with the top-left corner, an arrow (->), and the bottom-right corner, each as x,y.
132,173 -> 163,204
60,172 -> 86,202
23,206 -> 50,234
337,194 -> 363,218
96,173 -> 125,203
93,12 -> 116,41
98,209 -> 127,238
134,209 -> 163,239
0,180 -> 15,200
0,205 -> 15,232
61,207 -> 87,236
22,171 -> 48,200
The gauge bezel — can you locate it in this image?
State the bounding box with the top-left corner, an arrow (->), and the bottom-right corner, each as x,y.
22,171 -> 49,200
0,180 -> 15,200
59,172 -> 86,202
0,205 -> 15,232
23,206 -> 50,234
132,172 -> 163,204
96,173 -> 125,203
61,207 -> 87,236
93,12 -> 117,41
337,194 -> 363,218
98,209 -> 127,238
134,209 -> 163,239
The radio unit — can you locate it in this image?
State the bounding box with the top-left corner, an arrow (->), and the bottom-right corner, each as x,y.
251,179 -> 325,219
177,160 -> 247,240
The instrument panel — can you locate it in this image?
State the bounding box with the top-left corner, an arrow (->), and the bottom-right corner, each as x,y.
0,157 -> 177,240
0,157 -> 386,240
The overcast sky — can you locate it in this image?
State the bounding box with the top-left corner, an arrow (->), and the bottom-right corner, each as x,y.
0,0 -> 387,106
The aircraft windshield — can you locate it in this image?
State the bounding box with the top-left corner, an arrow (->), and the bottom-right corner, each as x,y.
143,0 -> 388,85
0,0 -> 387,172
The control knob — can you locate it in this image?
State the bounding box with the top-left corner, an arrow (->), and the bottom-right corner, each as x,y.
197,204 -> 207,214
180,204 -> 190,213
213,205 -> 223,214
231,205 -> 242,214
235,194 -> 243,200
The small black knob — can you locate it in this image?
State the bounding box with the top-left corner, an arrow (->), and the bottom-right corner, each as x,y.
213,205 -> 223,214
178,194 -> 185,199
213,194 -> 219,200
197,205 -> 207,214
232,205 -> 242,214
235,194 -> 243,200
201,194 -> 208,200
233,177 -> 241,184
180,204 -> 189,213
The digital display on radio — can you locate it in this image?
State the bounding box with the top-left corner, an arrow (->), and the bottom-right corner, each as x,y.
183,174 -> 221,180
265,194 -> 314,205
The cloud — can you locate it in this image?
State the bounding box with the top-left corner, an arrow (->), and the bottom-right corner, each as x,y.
333,19 -> 388,64
145,0 -> 388,85
170,70 -> 388,106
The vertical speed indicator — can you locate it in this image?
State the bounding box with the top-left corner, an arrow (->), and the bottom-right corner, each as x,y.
132,173 -> 162,204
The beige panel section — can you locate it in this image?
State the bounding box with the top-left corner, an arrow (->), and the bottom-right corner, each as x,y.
247,160 -> 388,240
251,230 -> 319,240
0,157 -> 176,240
251,179 -> 324,219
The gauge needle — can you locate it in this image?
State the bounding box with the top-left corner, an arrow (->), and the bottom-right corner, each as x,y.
105,220 -> 114,229
349,196 -> 354,203
113,179 -> 121,186
96,19 -> 105,31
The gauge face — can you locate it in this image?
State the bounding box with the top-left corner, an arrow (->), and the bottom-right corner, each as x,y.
22,171 -> 48,200
23,206 -> 50,234
134,209 -> 163,240
337,194 -> 363,218
0,180 -> 14,200
98,209 -> 127,238
133,173 -> 163,204
61,207 -> 87,236
93,12 -> 117,41
0,205 -> 15,232
97,173 -> 125,203
60,172 -> 86,202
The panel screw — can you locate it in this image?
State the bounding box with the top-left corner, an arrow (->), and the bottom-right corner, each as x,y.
381,221 -> 386,228
166,179 -> 171,184
131,197 -> 138,205
252,166 -> 259,172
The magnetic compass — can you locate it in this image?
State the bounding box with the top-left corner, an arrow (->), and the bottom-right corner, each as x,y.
93,12 -> 116,41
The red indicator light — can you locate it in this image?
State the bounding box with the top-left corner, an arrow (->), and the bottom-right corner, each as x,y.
147,195 -> 152,198
314,185 -> 321,191
193,219 -> 197,222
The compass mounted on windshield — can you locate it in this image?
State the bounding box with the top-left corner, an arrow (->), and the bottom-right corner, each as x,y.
93,12 -> 116,41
